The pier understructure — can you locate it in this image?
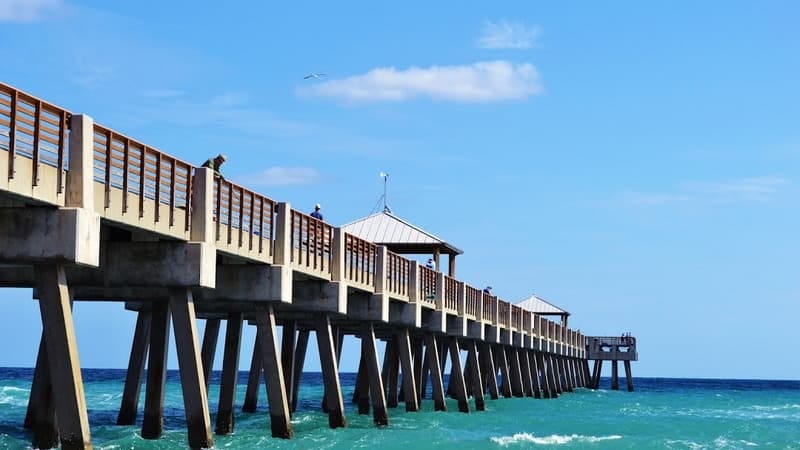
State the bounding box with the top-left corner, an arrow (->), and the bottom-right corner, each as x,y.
0,82 -> 634,449
586,336 -> 639,391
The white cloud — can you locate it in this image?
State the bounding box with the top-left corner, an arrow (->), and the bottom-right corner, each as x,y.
0,0 -> 63,22
239,167 -> 321,187
624,176 -> 790,206
477,20 -> 541,49
300,61 -> 542,103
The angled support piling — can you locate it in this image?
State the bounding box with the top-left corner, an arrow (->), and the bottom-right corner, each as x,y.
142,300 -> 170,440
396,328 -> 419,412
424,334 -> 447,411
200,318 -> 221,391
215,312 -> 243,435
362,322 -> 389,426
291,329 -> 310,412
316,314 -> 346,428
117,310 -> 152,425
480,343 -> 499,400
242,334 -> 263,413
465,340 -> 485,411
624,360 -> 635,392
447,337 -> 470,413
169,288 -> 213,449
255,304 -> 294,438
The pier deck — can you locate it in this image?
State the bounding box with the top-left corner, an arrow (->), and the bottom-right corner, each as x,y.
0,81 -> 634,449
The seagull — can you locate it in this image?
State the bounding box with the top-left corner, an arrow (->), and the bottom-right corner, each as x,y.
303,73 -> 326,80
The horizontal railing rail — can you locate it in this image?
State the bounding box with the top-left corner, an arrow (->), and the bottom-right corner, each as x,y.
0,82 -> 70,195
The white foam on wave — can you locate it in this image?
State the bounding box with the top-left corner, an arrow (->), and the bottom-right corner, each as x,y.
491,432 -> 622,446
0,385 -> 29,406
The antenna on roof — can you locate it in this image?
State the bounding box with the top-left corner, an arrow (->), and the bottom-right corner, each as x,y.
379,171 -> 392,213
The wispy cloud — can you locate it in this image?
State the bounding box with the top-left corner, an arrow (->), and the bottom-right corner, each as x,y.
0,0 -> 63,22
477,20 -> 541,49
239,167 -> 321,187
624,176 -> 790,206
300,61 -> 542,103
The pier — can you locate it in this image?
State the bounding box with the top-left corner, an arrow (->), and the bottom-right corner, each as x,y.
0,81 -> 636,449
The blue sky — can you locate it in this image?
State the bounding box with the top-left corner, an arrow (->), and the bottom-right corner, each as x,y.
0,0 -> 798,379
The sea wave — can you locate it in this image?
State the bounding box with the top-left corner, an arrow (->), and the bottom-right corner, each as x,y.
491,433 -> 622,446
0,385 -> 29,406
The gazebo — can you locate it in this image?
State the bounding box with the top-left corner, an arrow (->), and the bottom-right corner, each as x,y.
341,211 -> 463,276
516,293 -> 571,327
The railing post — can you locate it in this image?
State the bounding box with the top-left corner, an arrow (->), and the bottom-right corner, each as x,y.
408,261 -> 419,303
190,168 -> 213,244
66,114 -> 94,209
434,271 -> 445,310
374,246 -> 387,294
492,296 -> 499,325
331,228 -> 345,282
273,202 -> 292,266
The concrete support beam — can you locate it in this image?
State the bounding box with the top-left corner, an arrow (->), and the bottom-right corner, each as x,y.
624,360 -> 635,392
384,338 -> 399,408
316,314 -> 346,429
519,349 -> 534,397
28,333 -> 58,449
169,288 -> 213,449
0,208 -> 100,267
291,330 -> 310,412
35,265 -> 91,450
117,310 -> 151,425
424,334 -> 447,411
396,328 -> 419,412
101,242 -> 215,288
215,312 -> 243,435
211,265 -> 291,302
255,305 -> 294,438
479,342 -> 499,400
447,337 -> 470,413
200,318 -> 221,391
362,322 -> 389,426
465,340 -> 485,411
281,320 -> 297,414
242,334 -> 263,413
142,300 -> 170,439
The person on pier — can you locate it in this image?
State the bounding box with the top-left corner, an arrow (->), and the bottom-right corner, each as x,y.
310,204 -> 324,221
201,154 -> 227,179
426,258 -> 436,271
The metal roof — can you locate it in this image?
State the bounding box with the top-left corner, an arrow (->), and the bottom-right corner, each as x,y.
516,294 -> 570,316
341,211 -> 463,255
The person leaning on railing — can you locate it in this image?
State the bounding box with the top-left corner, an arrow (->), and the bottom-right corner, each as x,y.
202,154 -> 227,180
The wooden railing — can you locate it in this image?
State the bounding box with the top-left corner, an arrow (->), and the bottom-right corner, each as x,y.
343,233 -> 376,287
465,285 -> 481,318
498,301 -> 509,327
418,266 -> 437,305
290,209 -> 333,275
0,82 -> 70,195
482,294 -> 496,322
213,178 -> 276,259
511,305 -> 521,330
523,310 -> 531,334
385,251 -> 410,298
93,124 -> 193,231
443,275 -> 459,311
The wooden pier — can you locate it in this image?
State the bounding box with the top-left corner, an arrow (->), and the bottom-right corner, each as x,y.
586,336 -> 639,391
0,81 -> 636,449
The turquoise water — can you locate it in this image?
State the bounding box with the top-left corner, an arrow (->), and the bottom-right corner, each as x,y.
1,369 -> 798,449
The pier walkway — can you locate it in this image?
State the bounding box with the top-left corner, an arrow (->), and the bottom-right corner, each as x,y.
0,81 -> 634,449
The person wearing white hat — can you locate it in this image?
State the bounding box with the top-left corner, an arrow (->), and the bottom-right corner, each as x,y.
310,203 -> 324,221
201,153 -> 227,180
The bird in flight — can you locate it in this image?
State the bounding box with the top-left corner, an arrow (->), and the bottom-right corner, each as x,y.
303,73 -> 326,79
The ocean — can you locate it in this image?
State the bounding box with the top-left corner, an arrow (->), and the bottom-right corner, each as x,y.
0,368 -> 798,449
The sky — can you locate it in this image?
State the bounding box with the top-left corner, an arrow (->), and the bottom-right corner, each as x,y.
0,0 -> 798,380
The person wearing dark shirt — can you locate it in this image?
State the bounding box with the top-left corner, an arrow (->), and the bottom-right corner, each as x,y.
201,154 -> 227,179
483,286 -> 493,295
310,203 -> 323,221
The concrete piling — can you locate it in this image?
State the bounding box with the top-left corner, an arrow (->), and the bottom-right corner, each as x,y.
315,314 -> 346,429
424,334 -> 447,411
142,301 -> 169,440
611,360 -> 619,390
447,337 -> 470,413
117,310 -> 151,425
242,334 -> 263,413
396,328 -> 419,412
200,318 -> 220,391
465,340 -> 485,411
215,312 -> 243,435
255,305 -> 294,438
362,322 -> 389,426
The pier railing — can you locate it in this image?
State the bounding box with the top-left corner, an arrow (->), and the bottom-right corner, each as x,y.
385,250 -> 410,298
1,80 -> 594,354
